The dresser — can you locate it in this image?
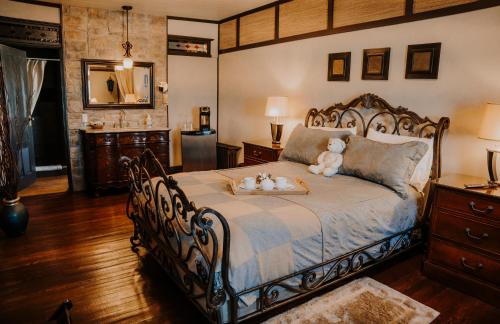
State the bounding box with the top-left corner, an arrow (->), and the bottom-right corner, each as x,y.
243,140 -> 283,166
82,128 -> 170,195
423,174 -> 500,306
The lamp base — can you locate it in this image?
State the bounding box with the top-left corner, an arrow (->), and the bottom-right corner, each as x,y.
270,123 -> 283,145
487,147 -> 499,182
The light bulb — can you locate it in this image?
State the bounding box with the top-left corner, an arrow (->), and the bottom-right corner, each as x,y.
123,57 -> 133,69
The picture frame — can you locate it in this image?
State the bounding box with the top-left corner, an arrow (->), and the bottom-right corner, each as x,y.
167,34 -> 213,58
328,52 -> 351,81
362,48 -> 391,80
405,43 -> 441,79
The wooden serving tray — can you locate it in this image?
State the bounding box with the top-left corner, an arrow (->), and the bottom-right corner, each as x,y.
229,178 -> 310,195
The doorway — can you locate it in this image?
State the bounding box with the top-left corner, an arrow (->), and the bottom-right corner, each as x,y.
9,47 -> 69,197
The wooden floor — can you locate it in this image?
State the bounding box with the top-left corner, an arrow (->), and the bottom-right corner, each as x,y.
18,175 -> 69,197
0,192 -> 498,323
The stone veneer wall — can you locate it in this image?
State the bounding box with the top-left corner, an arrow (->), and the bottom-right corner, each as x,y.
62,5 -> 168,191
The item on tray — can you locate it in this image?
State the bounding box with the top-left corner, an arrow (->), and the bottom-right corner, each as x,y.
243,177 -> 256,190
275,176 -> 287,190
256,172 -> 272,184
261,178 -> 275,191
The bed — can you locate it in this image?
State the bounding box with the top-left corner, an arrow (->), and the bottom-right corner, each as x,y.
122,93 -> 450,323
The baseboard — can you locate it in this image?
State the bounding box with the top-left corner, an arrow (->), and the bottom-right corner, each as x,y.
169,165 -> 183,174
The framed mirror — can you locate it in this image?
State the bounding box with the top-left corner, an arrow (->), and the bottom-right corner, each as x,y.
81,59 -> 154,109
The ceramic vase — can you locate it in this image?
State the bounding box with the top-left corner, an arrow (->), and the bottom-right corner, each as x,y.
0,197 -> 29,237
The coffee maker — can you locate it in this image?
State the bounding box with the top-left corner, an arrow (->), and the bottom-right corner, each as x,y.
199,107 -> 210,131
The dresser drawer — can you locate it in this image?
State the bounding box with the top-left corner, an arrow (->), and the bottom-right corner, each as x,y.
244,144 -> 274,161
436,188 -> 500,219
428,238 -> 500,285
147,131 -> 169,143
95,133 -> 118,146
433,210 -> 500,256
119,132 -> 147,145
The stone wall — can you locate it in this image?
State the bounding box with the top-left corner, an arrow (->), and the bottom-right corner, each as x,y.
62,5 -> 168,191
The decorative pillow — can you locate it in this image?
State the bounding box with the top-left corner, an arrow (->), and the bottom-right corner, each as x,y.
367,129 -> 434,192
341,135 -> 429,199
280,124 -> 353,165
310,126 -> 357,135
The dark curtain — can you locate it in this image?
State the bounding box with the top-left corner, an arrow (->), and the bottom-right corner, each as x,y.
0,45 -> 36,190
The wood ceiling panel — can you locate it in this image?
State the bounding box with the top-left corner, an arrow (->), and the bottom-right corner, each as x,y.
279,0 -> 328,38
413,0 -> 478,13
219,19 -> 237,50
239,7 -> 275,46
333,0 -> 406,28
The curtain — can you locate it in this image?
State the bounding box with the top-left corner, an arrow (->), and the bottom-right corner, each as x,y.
115,69 -> 135,102
26,59 -> 46,119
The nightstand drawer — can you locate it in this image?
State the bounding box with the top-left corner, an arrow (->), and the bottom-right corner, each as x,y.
433,210 -> 500,255
244,156 -> 265,166
428,238 -> 500,286
436,188 -> 500,219
244,144 -> 274,161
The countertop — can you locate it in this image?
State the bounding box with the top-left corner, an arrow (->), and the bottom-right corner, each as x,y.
81,127 -> 170,134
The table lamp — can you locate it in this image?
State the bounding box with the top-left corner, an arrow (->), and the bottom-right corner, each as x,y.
478,102 -> 500,182
265,96 -> 288,145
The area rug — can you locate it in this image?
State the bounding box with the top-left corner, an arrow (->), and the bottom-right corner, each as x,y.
263,277 -> 439,324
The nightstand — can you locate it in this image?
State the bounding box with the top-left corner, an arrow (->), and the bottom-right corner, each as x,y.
243,140 -> 283,166
423,174 -> 500,307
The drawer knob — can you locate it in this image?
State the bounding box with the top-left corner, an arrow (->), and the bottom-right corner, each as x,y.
460,257 -> 483,272
252,150 -> 262,157
464,228 -> 489,241
469,201 -> 494,215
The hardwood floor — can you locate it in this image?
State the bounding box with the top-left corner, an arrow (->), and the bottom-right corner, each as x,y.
0,192 -> 498,323
18,175 -> 69,197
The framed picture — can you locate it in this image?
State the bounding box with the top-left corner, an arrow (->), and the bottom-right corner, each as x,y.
328,52 -> 351,81
362,48 -> 391,80
405,43 -> 441,79
167,34 -> 213,57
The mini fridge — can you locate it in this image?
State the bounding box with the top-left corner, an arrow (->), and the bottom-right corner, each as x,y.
181,129 -> 216,172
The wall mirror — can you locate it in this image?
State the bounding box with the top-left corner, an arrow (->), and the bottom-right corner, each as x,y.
81,59 -> 154,109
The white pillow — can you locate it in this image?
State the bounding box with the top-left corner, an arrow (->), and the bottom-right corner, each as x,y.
367,129 -> 433,192
310,126 -> 357,135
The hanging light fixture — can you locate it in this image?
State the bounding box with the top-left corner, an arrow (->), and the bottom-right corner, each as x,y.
122,5 -> 133,69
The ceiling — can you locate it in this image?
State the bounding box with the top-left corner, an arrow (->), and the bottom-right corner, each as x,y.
45,0 -> 275,20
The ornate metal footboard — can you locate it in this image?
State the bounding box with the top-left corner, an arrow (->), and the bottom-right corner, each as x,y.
121,150 -> 237,323
122,93 -> 449,323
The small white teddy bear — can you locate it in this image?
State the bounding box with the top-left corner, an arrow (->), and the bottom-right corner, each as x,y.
308,138 -> 346,177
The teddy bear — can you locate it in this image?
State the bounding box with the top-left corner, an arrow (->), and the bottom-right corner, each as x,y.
308,138 -> 346,177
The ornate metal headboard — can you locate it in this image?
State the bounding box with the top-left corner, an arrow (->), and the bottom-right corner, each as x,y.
305,93 -> 450,180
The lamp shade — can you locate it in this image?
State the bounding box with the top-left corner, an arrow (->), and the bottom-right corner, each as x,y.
265,96 -> 288,117
479,103 -> 500,141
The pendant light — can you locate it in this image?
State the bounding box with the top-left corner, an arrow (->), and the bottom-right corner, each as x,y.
122,5 -> 133,69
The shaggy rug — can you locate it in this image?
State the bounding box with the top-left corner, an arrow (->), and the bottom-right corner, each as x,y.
263,277 -> 439,324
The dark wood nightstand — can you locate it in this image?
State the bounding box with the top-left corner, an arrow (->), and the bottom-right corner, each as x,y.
243,140 -> 283,166
423,174 -> 500,307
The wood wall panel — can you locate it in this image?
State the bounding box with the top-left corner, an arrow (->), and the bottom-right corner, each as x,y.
219,19 -> 237,50
413,0 -> 478,13
239,7 -> 275,46
279,0 -> 328,38
333,0 -> 406,28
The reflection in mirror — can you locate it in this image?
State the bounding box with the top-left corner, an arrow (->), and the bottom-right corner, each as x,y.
82,60 -> 154,109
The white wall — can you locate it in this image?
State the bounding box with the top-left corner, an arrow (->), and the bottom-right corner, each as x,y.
0,0 -> 60,23
219,7 -> 500,179
167,19 -> 218,166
